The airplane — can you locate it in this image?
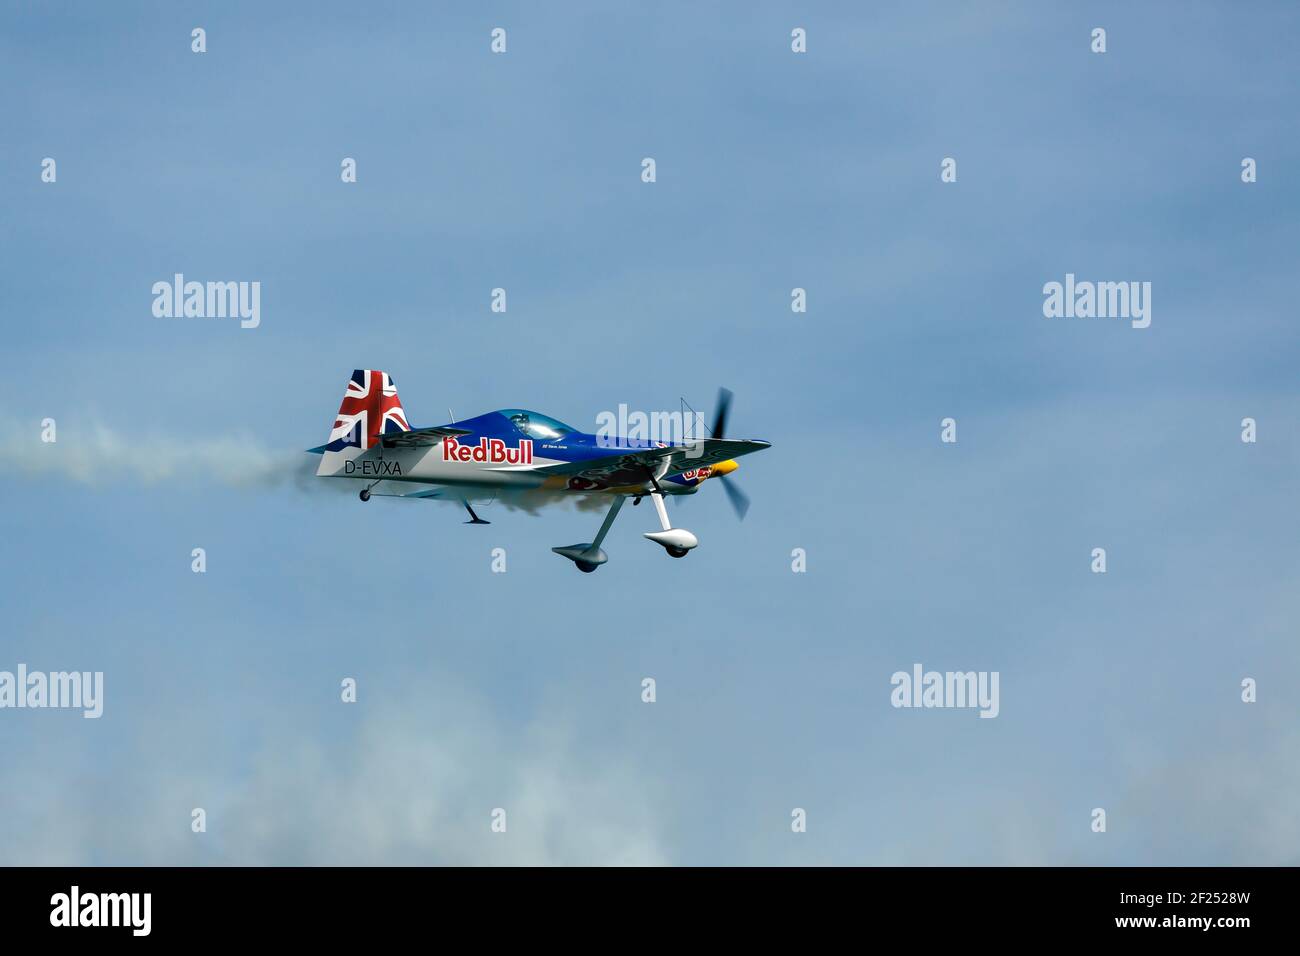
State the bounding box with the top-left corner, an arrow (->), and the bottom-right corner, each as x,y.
307,369 -> 771,572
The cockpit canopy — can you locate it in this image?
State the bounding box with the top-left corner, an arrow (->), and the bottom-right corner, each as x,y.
498,409 -> 577,441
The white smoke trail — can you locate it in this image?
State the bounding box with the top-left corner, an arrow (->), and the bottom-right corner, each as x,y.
0,418 -> 614,514
493,486 -> 611,515
0,418 -> 312,489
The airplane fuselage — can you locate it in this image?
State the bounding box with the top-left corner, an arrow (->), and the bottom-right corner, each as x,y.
310,372 -> 769,570
339,423 -> 715,495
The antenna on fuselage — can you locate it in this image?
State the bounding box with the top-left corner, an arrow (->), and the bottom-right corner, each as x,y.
448,407 -> 456,424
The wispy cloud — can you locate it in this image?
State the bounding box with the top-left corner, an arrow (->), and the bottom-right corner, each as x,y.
0,679 -> 670,866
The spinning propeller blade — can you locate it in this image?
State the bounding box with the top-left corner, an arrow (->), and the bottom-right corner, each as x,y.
711,387 -> 733,440
719,475 -> 750,520
708,387 -> 750,520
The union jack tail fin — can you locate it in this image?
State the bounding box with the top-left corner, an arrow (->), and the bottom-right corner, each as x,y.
315,369 -> 410,475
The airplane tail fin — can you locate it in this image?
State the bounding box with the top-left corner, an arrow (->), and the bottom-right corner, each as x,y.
313,369 -> 410,476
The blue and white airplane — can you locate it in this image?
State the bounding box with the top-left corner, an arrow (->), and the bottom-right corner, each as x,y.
309,370 -> 771,572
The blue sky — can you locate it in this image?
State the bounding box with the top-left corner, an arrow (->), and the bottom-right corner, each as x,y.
1,1 -> 1298,864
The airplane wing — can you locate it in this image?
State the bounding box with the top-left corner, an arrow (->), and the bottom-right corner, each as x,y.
377,425 -> 473,448
534,438 -> 770,490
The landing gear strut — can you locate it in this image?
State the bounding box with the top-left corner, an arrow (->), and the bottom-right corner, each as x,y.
552,496 -> 625,573
642,489 -> 699,557
551,479 -> 700,572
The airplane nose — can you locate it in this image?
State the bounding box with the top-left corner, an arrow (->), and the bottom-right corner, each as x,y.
711,459 -> 739,476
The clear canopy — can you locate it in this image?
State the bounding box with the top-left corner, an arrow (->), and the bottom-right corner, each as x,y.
499,409 -> 576,441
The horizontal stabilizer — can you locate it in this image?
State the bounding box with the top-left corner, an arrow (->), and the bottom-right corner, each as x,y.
360,482 -> 444,500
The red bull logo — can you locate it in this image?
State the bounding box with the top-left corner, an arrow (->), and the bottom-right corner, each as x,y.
442,437 -> 534,465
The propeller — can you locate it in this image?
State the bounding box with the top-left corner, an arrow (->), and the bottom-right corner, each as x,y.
718,474 -> 750,520
708,387 -> 750,521
711,387 -> 733,440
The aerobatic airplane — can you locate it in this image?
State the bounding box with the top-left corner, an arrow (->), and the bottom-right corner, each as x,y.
308,370 -> 771,572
